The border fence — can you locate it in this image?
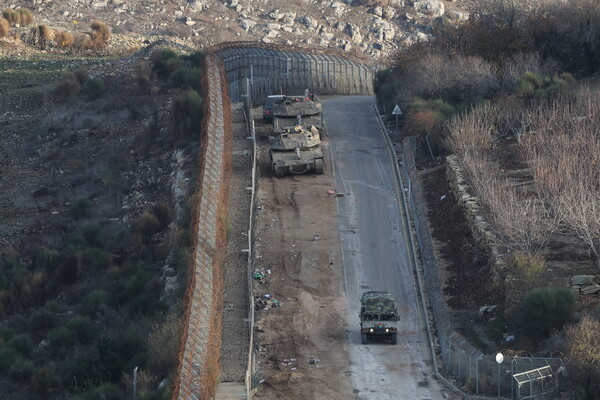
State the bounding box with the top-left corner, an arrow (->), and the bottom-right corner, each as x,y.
214,45 -> 376,103
399,136 -> 565,399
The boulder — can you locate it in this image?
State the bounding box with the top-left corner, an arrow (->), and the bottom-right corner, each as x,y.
414,0 -> 445,17
571,275 -> 595,286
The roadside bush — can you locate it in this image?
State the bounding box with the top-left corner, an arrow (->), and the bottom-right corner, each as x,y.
69,198 -> 92,219
31,363 -> 61,396
485,318 -> 505,342
83,78 -> 105,99
172,89 -> 203,138
151,48 -> 182,79
523,287 -> 575,340
80,290 -> 114,316
89,20 -> 110,48
150,203 -> 172,231
170,66 -> 202,91
0,18 -> 9,37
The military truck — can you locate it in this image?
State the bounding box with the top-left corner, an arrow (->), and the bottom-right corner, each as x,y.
272,92 -> 324,132
359,291 -> 400,345
269,124 -> 324,177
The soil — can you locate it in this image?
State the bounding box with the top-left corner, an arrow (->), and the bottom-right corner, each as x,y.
248,120 -> 354,400
420,166 -> 499,310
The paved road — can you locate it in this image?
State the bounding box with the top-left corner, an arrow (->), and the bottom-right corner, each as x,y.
324,96 -> 453,400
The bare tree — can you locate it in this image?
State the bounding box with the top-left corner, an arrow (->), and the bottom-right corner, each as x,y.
564,315 -> 600,399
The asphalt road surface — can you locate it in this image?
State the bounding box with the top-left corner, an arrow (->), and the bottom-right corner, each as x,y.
324,96 -> 454,400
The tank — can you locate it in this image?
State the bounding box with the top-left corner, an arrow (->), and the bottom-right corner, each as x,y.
272,93 -> 324,132
359,291 -> 400,345
269,124 -> 325,178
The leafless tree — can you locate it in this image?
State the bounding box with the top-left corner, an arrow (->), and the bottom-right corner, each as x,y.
521,87 -> 600,265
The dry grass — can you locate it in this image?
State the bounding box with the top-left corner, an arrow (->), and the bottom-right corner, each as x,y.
90,20 -> 110,48
53,31 -> 74,48
0,18 -> 9,37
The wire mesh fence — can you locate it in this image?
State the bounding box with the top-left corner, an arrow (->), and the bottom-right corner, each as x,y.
399,136 -> 566,399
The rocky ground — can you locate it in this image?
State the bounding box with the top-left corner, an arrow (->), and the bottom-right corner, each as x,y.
4,0 -> 471,59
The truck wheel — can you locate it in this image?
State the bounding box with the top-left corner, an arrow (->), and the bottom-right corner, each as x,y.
390,333 -> 397,345
275,168 -> 284,178
361,333 -> 368,345
315,159 -> 324,175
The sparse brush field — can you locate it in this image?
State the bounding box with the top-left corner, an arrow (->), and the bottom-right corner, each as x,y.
376,0 -> 600,396
0,46 -> 205,399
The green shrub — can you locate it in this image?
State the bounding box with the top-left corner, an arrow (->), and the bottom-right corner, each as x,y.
151,48 -> 181,78
37,250 -> 61,272
47,326 -> 75,350
0,260 -> 27,290
172,89 -> 203,138
29,306 -> 57,339
523,287 -> 576,340
82,248 -> 112,271
66,316 -> 97,343
0,347 -> 23,374
0,327 -> 16,344
69,198 -> 92,219
67,235 -> 87,253
81,290 -> 113,316
9,359 -> 33,382
485,318 -> 505,342
6,334 -> 33,357
170,66 -> 201,91
516,72 -> 574,98
81,224 -> 107,248
83,78 -> 105,99
31,363 -> 61,396
83,383 -> 121,400
117,262 -> 153,302
181,50 -> 205,67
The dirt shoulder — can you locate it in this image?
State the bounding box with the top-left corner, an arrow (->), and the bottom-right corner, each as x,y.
250,121 -> 354,400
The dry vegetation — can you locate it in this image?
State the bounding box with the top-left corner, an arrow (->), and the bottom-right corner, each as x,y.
376,0 -> 600,396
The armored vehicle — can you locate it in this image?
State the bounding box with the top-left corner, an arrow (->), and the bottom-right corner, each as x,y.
269,124 -> 324,178
360,291 -> 400,345
272,93 -> 324,132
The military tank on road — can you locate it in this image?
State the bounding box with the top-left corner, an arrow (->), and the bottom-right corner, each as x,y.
272,92 -> 324,133
269,124 -> 324,178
